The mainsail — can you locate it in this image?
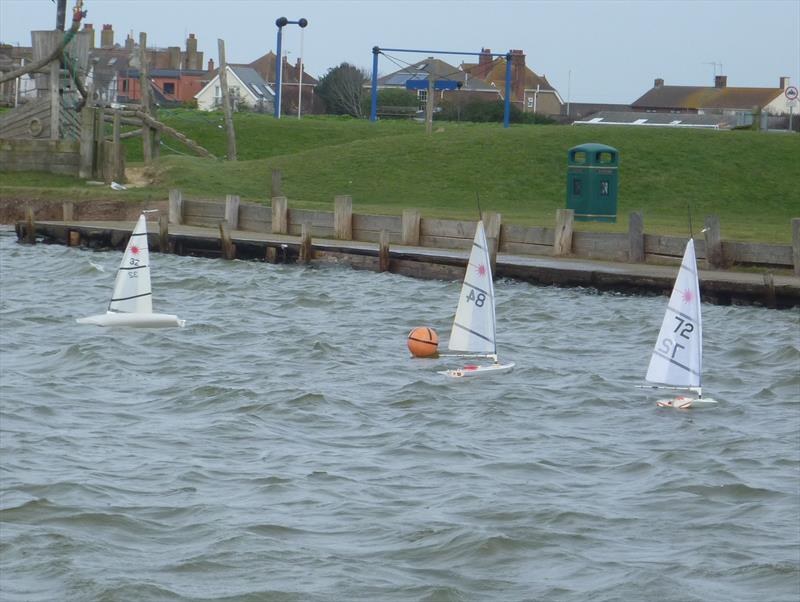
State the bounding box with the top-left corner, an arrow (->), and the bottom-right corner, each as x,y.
447,221 -> 497,355
108,214 -> 153,314
645,239 -> 703,388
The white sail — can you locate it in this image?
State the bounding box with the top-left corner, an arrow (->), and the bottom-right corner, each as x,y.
646,239 -> 702,388
77,213 -> 184,328
447,221 -> 497,354
108,214 -> 153,314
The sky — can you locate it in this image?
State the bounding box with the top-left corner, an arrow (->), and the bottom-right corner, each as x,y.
1,0 -> 798,104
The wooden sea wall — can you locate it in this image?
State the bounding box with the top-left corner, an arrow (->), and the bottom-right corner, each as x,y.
0,138 -> 80,175
5,193 -> 799,273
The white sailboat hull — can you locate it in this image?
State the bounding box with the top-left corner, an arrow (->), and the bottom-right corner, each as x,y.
77,312 -> 185,328
438,361 -> 515,379
655,395 -> 718,409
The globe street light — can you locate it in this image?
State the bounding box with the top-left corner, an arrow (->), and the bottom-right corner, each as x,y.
274,17 -> 308,119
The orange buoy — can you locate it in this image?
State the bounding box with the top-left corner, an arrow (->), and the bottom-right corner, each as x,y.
407,326 -> 439,358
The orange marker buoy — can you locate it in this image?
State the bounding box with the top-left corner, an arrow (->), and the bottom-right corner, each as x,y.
407,326 -> 439,358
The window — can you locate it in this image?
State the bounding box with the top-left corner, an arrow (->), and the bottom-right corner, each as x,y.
163,82 -> 175,95
417,89 -> 427,111
121,79 -> 128,92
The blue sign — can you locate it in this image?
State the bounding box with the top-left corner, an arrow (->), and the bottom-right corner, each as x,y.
405,80 -> 461,91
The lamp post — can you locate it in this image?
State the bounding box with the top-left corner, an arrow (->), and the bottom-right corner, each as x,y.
274,16 -> 308,119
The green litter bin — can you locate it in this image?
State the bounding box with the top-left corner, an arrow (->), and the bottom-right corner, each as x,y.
566,143 -> 619,222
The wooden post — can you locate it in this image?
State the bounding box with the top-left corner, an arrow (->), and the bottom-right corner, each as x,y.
112,110 -> 124,183
25,206 -> 35,244
94,104 -> 105,179
266,247 -> 278,263
139,32 -> 152,165
704,215 -> 723,269
224,194 -> 240,230
483,211 -> 502,273
272,196 -> 288,234
628,211 -> 644,263
159,213 -> 169,253
78,105 -> 94,178
168,189 -> 183,225
402,209 -> 421,246
763,272 -> 776,309
299,222 -> 312,263
271,168 -> 282,197
218,38 -> 237,161
792,218 -> 800,277
219,220 -> 235,260
554,208 -> 574,256
49,50 -> 59,140
379,229 -> 390,272
334,195 -> 353,240
68,230 -> 80,246
62,201 -> 74,221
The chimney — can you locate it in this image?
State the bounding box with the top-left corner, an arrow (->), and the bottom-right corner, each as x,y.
125,32 -> 134,51
479,47 -> 492,68
168,46 -> 181,70
83,23 -> 95,49
100,24 -> 114,49
185,33 -> 198,70
779,76 -> 790,89
510,49 -> 526,102
714,75 -> 727,88
207,58 -> 215,73
654,78 -> 664,88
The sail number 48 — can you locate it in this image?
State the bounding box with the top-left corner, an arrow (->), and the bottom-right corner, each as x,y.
466,290 -> 486,307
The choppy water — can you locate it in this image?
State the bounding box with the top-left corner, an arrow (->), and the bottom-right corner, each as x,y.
1,228 -> 798,602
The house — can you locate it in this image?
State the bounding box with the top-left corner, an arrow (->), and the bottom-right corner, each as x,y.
248,51 -> 320,115
194,64 -> 274,112
631,75 -> 794,126
376,56 -> 498,111
461,48 -> 563,116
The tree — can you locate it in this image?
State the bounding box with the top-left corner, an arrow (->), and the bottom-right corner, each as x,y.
316,63 -> 368,118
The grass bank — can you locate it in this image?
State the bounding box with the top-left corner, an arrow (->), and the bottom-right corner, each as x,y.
2,111 -> 798,242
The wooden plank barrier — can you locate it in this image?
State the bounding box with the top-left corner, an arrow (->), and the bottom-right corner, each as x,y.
334,195 -> 353,240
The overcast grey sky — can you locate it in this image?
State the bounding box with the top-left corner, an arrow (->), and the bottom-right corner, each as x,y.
1,0 -> 798,104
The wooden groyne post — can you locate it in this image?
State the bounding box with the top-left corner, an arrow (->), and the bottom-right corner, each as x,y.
225,194 -> 240,230
159,213 -> 169,253
272,196 -> 288,234
219,220 -> 235,260
334,195 -> 353,240
554,208 -> 574,256
299,222 -> 313,263
271,169 -> 282,197
169,189 -> 183,225
792,218 -> 800,277
628,211 -> 644,263
379,230 -> 390,272
704,215 -> 724,269
24,206 -> 35,244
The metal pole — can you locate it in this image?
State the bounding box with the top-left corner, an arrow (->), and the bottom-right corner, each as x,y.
297,27 -> 304,119
370,46 -> 379,122
274,18 -> 286,119
503,52 -> 511,128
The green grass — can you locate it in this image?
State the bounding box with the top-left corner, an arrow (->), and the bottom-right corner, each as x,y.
2,111 -> 798,242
